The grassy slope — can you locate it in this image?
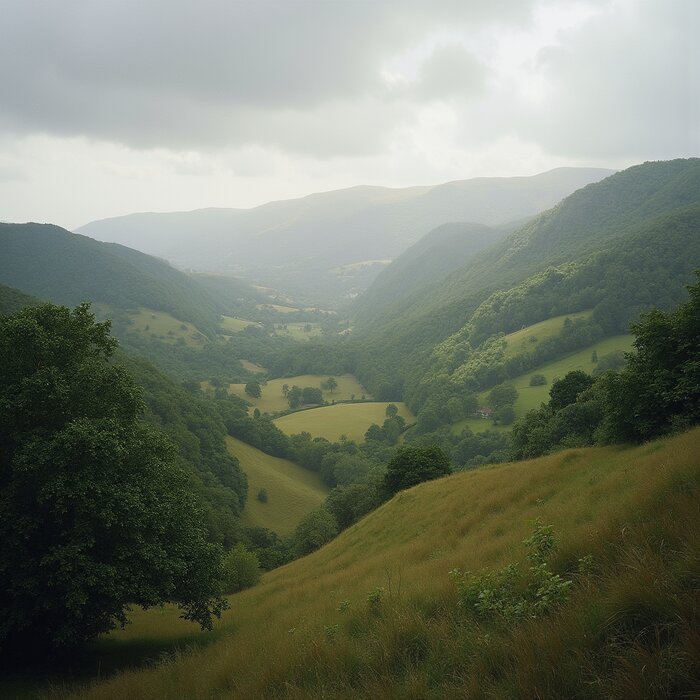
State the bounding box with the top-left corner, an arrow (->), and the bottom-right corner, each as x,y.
229,374 -> 370,414
126,308 -> 207,348
502,310 -> 591,358
225,437 -> 328,536
60,427 -> 700,699
452,334 -> 633,434
273,402 -> 415,442
219,315 -> 261,333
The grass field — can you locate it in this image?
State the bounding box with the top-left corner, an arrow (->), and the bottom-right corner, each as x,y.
228,374 -> 370,414
503,310 -> 591,358
273,322 -> 322,340
38,427 -> 700,699
274,402 -> 415,442
226,437 -> 328,536
126,308 -> 206,347
240,360 -> 267,374
256,303 -> 299,314
219,315 -> 261,333
452,334 -> 634,434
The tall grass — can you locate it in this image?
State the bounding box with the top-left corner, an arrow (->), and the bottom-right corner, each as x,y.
23,428 -> 700,699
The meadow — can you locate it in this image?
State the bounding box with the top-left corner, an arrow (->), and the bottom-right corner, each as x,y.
34,426 -> 699,699
218,315 -> 261,333
126,308 -> 206,347
274,401 -> 415,442
228,374 -> 370,414
452,334 -> 634,434
273,322 -> 322,340
226,436 -> 329,536
502,310 -> 592,358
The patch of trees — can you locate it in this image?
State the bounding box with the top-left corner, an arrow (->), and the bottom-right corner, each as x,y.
0,303 -> 227,655
511,275 -> 700,458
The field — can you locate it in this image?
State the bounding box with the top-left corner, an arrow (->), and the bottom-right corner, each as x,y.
256,303 -> 299,314
240,360 -> 267,374
39,427 -> 700,699
126,308 -> 206,347
226,437 -> 328,536
503,310 -> 591,358
452,334 -> 634,434
273,402 -> 415,442
273,322 -> 322,340
228,374 -> 370,414
219,315 -> 261,333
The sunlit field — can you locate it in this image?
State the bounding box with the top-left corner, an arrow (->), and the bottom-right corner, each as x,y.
274,402 -> 415,442
228,374 -> 370,414
219,315 -> 261,333
503,310 -> 592,358
127,308 -> 206,347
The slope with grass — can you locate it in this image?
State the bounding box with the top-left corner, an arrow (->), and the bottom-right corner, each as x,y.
274,402 -> 415,442
225,437 -> 328,536
228,374 -> 370,414
502,310 -> 591,358
44,426 -> 700,699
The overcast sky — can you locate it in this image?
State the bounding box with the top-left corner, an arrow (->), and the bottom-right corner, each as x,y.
0,0 -> 697,229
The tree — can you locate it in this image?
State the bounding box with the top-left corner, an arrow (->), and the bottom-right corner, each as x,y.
287,385 -> 302,409
488,383 -> 518,409
221,544 -> 261,593
385,403 -> 398,418
302,386 -> 323,405
549,371 -> 595,411
292,508 -> 338,556
0,304 -> 226,654
324,376 -> 338,394
245,381 -> 262,398
383,445 -> 452,497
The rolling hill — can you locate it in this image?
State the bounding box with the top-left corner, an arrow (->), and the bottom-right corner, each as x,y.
76,167 -> 613,304
353,159 -> 700,407
25,426 -> 699,699
0,222 -> 224,337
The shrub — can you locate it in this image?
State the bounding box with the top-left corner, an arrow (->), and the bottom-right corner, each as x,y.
529,374 -> 547,386
221,544 -> 262,593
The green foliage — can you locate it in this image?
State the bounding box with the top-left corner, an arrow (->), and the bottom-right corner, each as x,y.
323,376 -> 338,393
529,373 -> 547,386
302,386 -> 323,405
451,522 -> 573,621
292,508 -> 338,556
383,445 -> 451,496
221,544 -> 262,593
0,303 -> 226,654
245,381 -> 262,398
548,370 -> 595,411
257,488 -> 268,503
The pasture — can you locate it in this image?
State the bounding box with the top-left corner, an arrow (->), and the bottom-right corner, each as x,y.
228,374 -> 370,414
273,322 -> 322,340
503,310 -> 592,358
273,401 -> 415,442
240,360 -> 267,374
226,436 -> 328,536
219,315 -> 261,333
126,308 -> 206,347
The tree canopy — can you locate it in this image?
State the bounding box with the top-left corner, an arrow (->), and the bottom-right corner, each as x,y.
383,445 -> 451,496
0,303 -> 226,654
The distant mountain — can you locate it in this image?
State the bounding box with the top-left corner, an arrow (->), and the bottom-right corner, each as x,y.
352,219 -> 522,325
77,168 -> 614,305
352,158 -> 700,400
0,222 -> 223,336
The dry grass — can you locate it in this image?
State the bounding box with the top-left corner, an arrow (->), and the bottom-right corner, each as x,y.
226,436 -> 329,535
273,402 -> 415,442
22,428 -> 700,699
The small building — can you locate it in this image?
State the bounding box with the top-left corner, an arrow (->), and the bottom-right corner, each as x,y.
477,407 -> 494,419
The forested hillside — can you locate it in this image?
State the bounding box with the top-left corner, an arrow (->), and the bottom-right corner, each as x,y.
77,168 -> 612,304
0,223 -> 224,337
353,159 -> 700,411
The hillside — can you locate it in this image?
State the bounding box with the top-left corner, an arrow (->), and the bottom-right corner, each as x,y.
226,436 -> 329,536
0,282 -> 41,316
353,159 -> 700,405
0,222 -> 224,337
77,168 -> 612,304
35,426 -> 700,699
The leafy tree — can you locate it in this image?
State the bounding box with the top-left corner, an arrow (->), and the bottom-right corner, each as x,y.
488,382 -> 518,409
292,508 -> 338,556
549,371 -> 595,411
245,381 -> 262,398
529,374 -> 547,386
385,403 -> 399,418
0,304 -> 226,654
221,544 -> 261,593
324,376 -> 338,394
383,445 -> 451,496
287,385 -> 303,409
302,386 -> 323,405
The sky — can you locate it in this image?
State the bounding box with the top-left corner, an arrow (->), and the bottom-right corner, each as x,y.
0,0 -> 697,230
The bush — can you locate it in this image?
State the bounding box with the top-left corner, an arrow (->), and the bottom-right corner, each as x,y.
529,374 -> 547,386
221,544 -> 262,593
257,488 -> 268,503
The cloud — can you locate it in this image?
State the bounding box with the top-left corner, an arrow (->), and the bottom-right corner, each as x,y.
520,0 -> 700,159
0,0 -> 534,154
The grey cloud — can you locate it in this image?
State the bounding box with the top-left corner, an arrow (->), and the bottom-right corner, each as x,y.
521,0 -> 700,159
410,44 -> 486,100
0,0 -> 533,153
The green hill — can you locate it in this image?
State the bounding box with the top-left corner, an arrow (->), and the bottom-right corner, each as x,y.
0,282 -> 41,315
226,436 -> 329,536
76,168 -> 612,304
30,426 -> 699,699
0,222 -> 223,336
353,159 -> 700,407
